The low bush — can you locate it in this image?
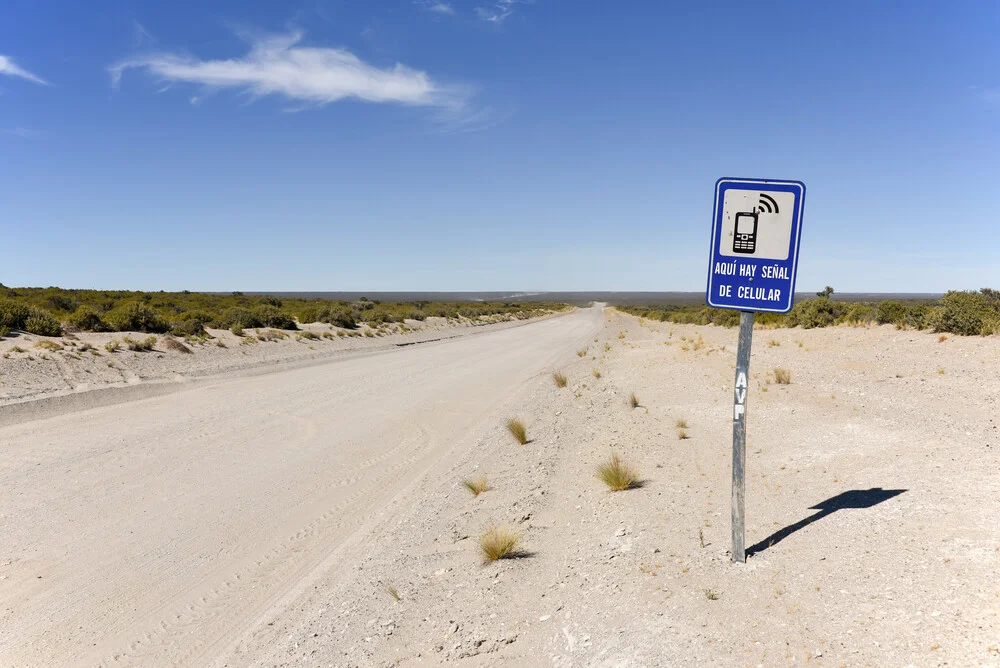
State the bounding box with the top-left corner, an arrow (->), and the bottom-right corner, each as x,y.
552,372 -> 568,388
105,340 -> 121,352
169,319 -> 205,337
104,302 -> 168,333
122,335 -> 157,351
68,306 -> 109,332
25,310 -> 63,337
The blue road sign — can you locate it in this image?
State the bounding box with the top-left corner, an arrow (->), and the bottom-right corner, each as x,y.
706,177 -> 806,313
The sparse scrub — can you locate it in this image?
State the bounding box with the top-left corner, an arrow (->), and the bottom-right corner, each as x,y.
462,476 -> 490,496
480,525 -> 522,562
506,418 -> 528,445
123,336 -> 157,352
240,336 -> 259,346
297,330 -> 320,341
596,453 -> 640,491
9,346 -> 26,353
773,368 -> 792,384
35,340 -> 63,351
552,372 -> 568,388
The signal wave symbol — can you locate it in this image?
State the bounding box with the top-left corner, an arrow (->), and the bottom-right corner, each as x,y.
755,193 -> 780,214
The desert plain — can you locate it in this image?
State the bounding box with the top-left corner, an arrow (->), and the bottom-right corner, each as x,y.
1,305 -> 997,666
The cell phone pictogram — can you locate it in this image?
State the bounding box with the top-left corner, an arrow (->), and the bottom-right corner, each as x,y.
732,211 -> 758,254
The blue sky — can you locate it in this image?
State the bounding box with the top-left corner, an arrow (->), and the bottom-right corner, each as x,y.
1,1 -> 997,292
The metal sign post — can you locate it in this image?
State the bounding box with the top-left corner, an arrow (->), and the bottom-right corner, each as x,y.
705,177 -> 806,564
731,311 -> 754,563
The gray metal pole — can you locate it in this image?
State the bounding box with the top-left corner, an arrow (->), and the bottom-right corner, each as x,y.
732,311 -> 754,563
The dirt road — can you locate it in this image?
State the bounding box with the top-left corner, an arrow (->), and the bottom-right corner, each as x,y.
0,307 -> 601,666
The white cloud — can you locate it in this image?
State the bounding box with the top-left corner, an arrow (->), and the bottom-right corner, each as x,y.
476,0 -> 531,23
110,29 -> 467,110
422,2 -> 455,15
0,55 -> 48,85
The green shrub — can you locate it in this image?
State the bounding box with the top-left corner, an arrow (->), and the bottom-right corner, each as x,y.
875,301 -> 906,325
219,307 -> 256,330
231,323 -> 244,336
839,304 -> 875,325
250,304 -> 296,330
68,306 -> 109,332
327,308 -> 356,329
935,290 -> 996,336
169,319 -> 205,337
790,298 -> 846,329
104,301 -> 168,333
24,310 -> 63,336
0,299 -> 30,329
0,325 -> 9,338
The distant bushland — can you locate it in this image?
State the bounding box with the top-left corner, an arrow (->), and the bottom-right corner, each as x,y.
616,288 -> 1000,336
0,285 -> 567,336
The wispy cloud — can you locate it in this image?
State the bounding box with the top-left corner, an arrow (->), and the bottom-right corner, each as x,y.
0,55 -> 48,85
476,0 -> 531,23
418,1 -> 455,15
2,127 -> 44,138
132,20 -> 157,47
109,29 -> 468,110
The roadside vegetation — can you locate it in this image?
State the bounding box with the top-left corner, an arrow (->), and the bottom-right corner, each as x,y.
615,287 -> 1000,336
596,453 -> 640,491
0,285 -> 566,337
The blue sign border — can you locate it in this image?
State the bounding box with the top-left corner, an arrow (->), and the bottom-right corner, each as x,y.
705,177 -> 806,314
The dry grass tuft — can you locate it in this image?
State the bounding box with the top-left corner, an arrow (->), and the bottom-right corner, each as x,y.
592,368 -> 601,379
705,588 -> 720,600
35,340 -> 63,351
576,348 -> 587,357
506,418 -> 528,445
480,525 -> 522,562
596,452 -> 640,491
768,339 -> 780,347
937,334 -> 947,343
462,475 -> 490,496
678,429 -> 689,440
773,368 -> 792,384
386,584 -> 401,601
628,392 -> 640,409
552,372 -> 568,388
676,418 -> 688,429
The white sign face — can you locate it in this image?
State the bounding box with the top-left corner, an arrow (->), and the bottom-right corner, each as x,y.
717,188 -> 797,261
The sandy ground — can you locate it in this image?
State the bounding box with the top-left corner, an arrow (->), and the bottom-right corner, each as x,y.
2,306 -> 998,666
0,313 -> 557,409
